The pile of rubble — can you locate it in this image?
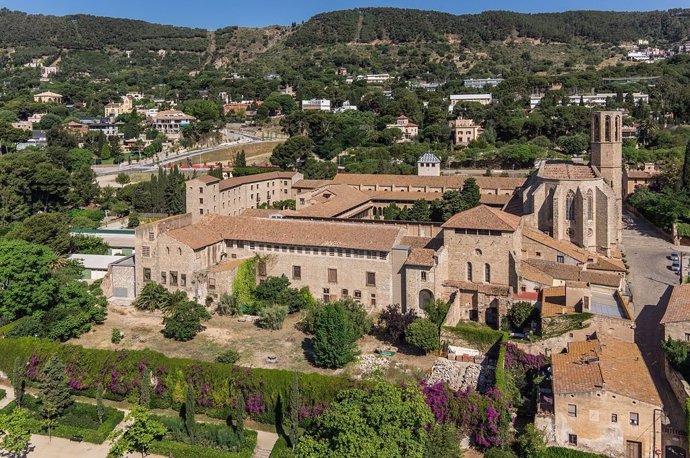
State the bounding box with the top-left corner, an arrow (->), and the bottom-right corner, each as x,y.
426,358 -> 484,391
356,354 -> 392,378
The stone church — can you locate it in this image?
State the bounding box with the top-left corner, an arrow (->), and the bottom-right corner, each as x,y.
518,111 -> 623,256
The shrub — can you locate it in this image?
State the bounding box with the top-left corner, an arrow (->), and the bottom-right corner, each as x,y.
377,305 -> 418,342
0,388 -> 5,400
127,212 -> 140,228
515,424 -> 546,458
405,319 -> 440,354
254,276 -> 290,303
217,293 -> 241,316
422,299 -> 450,328
111,328 -> 122,344
163,301 -> 211,341
444,321 -> 505,353
149,431 -> 257,458
216,349 -> 240,365
257,304 -> 288,330
507,301 -> 534,331
72,235 -> 109,255
662,338 -> 690,367
483,449 -> 517,458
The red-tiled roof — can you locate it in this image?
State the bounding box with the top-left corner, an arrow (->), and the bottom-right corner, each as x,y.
442,205 -> 521,232
661,284 -> 690,324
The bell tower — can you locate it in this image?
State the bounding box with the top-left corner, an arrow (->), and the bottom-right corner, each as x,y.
590,110 -> 623,246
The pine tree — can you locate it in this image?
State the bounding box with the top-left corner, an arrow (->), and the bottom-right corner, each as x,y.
234,151 -> 246,168
39,355 -> 73,440
184,384 -> 196,439
682,139 -> 690,193
460,177 -> 481,211
96,383 -> 105,425
139,370 -> 151,408
12,357 -> 24,409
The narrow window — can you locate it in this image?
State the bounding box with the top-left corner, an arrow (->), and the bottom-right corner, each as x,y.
557,255 -> 565,264
142,246 -> 151,257
611,414 -> 617,423
208,278 -> 216,290
371,293 -> 377,307
568,404 -> 577,417
630,412 -> 639,425
161,271 -> 167,284
354,290 -> 362,300
366,272 -> 376,286
467,262 -> 473,282
566,191 -> 576,222
587,190 -> 594,222
143,268 -> 151,282
341,289 -> 349,297
322,288 -> 330,303
328,268 -> 338,283
568,434 -> 577,446
180,274 -> 186,287
258,261 -> 267,277
484,263 -> 491,283
605,115 -> 611,142
292,265 -> 301,280
421,271 -> 427,281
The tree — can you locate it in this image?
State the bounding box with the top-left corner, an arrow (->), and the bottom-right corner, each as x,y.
424,424 -> 462,458
162,300 -> 211,341
405,318 -> 440,354
313,302 -> 358,368
11,358 -> 24,409
39,355 -> 73,440
5,213 -> 72,255
515,424 -> 546,458
556,133 -> 589,155
70,164 -> 99,207
257,304 -> 288,330
0,240 -> 57,321
235,393 -> 245,447
100,143 -> 112,160
683,139 -> 690,193
97,383 -> 105,425
422,299 -> 450,329
184,384 -> 196,439
234,151 -> 247,168
377,305 -> 418,342
139,369 -> 151,408
295,383 -> 433,458
107,406 -> 167,458
116,173 -> 131,185
270,136 -> 315,170
128,212 -> 140,228
460,177 -> 481,211
133,282 -> 170,311
507,301 -> 534,331
0,407 -> 31,457
408,199 -> 431,221
284,374 -> 300,450
72,235 -> 109,255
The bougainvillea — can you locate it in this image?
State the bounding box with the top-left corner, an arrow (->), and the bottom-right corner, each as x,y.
420,382 -> 451,423
245,393 -> 267,415
504,343 -> 545,372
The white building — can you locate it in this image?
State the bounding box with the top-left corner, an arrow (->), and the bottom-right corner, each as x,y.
334,101 -> 358,113
529,93 -> 649,110
464,78 -> 504,88
448,94 -> 493,112
301,99 -> 331,111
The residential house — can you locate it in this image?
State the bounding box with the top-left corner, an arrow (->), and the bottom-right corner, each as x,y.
448,94 -> 493,112
33,91 -> 63,104
463,78 -> 504,88
153,110 -> 195,140
449,118 -> 483,145
661,284 -> 690,341
386,115 -> 418,142
301,99 -> 331,111
623,163 -> 660,195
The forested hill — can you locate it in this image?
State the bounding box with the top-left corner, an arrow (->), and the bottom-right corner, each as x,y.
286,8 -> 690,46
0,8 -> 209,51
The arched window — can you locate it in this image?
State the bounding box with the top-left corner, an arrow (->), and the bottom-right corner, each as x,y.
587,190 -> 593,221
615,116 -> 621,142
466,262 -> 473,282
592,114 -> 600,141
566,191 -> 576,221
484,263 -> 491,283
604,115 -> 611,142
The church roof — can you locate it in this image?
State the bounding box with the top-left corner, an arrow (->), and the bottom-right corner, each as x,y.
442,205 -> 521,232
539,161 -> 597,180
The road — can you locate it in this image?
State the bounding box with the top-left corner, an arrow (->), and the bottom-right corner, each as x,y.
622,211 -> 686,429
93,129 -> 264,176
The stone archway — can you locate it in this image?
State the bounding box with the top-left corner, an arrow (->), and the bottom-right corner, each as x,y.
419,289 -> 434,309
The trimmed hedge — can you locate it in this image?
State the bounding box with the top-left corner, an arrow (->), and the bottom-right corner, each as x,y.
269,436 -> 293,458
0,338 -> 352,425
494,332 -> 509,395
149,430 -> 257,458
443,321 -> 506,353
1,395 -> 123,444
541,447 -> 605,457
0,316 -> 29,337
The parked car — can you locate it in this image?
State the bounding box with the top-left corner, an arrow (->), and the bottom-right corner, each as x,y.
671,253 -> 680,262
672,262 -> 681,272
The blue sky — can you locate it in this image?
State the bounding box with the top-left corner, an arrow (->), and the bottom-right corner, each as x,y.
1,0 -> 688,29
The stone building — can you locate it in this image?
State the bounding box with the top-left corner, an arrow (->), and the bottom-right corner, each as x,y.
186,172 -> 303,222
386,115 -> 418,142
661,284 -> 690,341
544,336 -> 662,458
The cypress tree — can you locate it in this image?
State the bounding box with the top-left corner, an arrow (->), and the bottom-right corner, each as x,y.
96,382 -> 105,425
184,384 -> 196,439
139,369 -> 151,408
236,392 -> 245,447
682,139 -> 690,193
39,355 -> 73,440
286,374 -> 300,450
12,357 -> 24,408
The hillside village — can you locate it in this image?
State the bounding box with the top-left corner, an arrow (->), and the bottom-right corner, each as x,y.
2,5 -> 690,458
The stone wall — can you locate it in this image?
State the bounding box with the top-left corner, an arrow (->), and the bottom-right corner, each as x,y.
665,356 -> 690,409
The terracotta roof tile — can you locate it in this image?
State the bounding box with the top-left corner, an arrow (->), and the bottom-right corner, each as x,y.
539,161 -> 596,180
332,173 -> 525,191
293,179 -> 332,190
661,284 -> 690,324
541,286 -> 573,318
442,205 -> 521,232
523,259 -> 622,288
217,172 -> 299,191
522,228 -> 590,263
405,248 -> 436,267
553,337 -> 661,406
195,175 -> 221,184
166,215 -> 403,252
520,261 -> 554,286
442,280 -> 510,296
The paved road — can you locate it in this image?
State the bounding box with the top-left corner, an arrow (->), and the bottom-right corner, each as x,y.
622,211 -> 686,428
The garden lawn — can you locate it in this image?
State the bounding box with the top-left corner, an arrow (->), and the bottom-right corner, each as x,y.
0,395 -> 124,444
